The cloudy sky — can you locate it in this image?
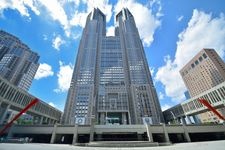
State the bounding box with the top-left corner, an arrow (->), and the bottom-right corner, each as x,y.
0,0 -> 225,111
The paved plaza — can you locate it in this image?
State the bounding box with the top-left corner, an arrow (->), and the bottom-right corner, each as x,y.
0,140 -> 225,150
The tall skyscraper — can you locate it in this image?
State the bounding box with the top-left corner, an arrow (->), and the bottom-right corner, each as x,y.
180,48 -> 225,98
0,30 -> 39,91
63,8 -> 163,125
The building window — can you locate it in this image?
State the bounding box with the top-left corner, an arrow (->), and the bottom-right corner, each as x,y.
203,53 -> 207,59
195,60 -> 199,65
191,64 -> 195,68
199,56 -> 203,62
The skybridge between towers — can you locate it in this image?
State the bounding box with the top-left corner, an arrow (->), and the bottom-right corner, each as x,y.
163,82 -> 225,124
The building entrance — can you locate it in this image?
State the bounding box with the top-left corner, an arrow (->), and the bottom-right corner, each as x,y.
106,112 -> 122,125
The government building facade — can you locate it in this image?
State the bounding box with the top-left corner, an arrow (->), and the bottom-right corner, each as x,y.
63,8 -> 163,125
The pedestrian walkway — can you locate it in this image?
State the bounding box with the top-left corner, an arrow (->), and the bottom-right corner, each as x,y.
0,140 -> 225,150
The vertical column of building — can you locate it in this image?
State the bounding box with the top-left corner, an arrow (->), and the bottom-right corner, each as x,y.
62,8 -> 106,125
62,13 -> 91,125
116,9 -> 163,124
91,9 -> 106,124
115,9 -> 135,124
97,36 -> 130,125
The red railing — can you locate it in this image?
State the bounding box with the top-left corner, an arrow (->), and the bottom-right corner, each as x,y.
198,98 -> 225,121
0,98 -> 39,136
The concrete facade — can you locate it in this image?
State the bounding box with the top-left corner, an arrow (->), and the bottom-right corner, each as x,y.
1,141 -> 225,150
1,124 -> 224,145
0,76 -> 62,125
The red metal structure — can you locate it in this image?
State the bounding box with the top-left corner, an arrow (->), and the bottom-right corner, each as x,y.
198,98 -> 225,121
0,98 -> 39,136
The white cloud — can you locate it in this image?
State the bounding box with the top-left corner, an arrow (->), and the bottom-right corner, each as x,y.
159,92 -> 164,100
175,10 -> 225,66
106,26 -> 115,36
177,15 -> 183,22
43,34 -> 48,41
161,104 -> 172,111
52,35 -> 65,51
85,0 -> 112,23
0,0 -> 70,34
150,67 -> 155,76
24,0 -> 40,15
156,9 -> 225,103
0,0 -> 40,18
48,102 -> 56,108
72,0 -> 80,6
34,63 -> 54,80
114,0 -> 162,47
70,0 -> 113,28
37,0 -> 71,36
155,56 -> 186,102
0,0 -> 110,37
54,61 -> 73,93
69,11 -> 88,27
2,0 -> 160,46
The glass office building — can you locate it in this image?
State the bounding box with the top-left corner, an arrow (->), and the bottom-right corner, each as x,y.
0,30 -> 39,91
63,8 -> 163,125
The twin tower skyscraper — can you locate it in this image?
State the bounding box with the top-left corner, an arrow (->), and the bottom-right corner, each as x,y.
63,8 -> 164,125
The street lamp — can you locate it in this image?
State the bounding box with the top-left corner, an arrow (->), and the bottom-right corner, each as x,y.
170,111 -> 177,124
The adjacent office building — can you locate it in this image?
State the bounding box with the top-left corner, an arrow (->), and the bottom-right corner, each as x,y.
0,30 -> 39,91
180,48 -> 225,98
180,48 -> 225,123
63,8 -> 164,125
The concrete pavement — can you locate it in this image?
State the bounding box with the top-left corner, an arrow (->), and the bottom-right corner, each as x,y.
0,140 -> 225,150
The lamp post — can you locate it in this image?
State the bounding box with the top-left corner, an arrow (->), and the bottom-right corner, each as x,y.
170,111 -> 177,124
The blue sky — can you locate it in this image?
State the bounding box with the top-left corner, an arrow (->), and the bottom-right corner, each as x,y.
0,0 -> 225,111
